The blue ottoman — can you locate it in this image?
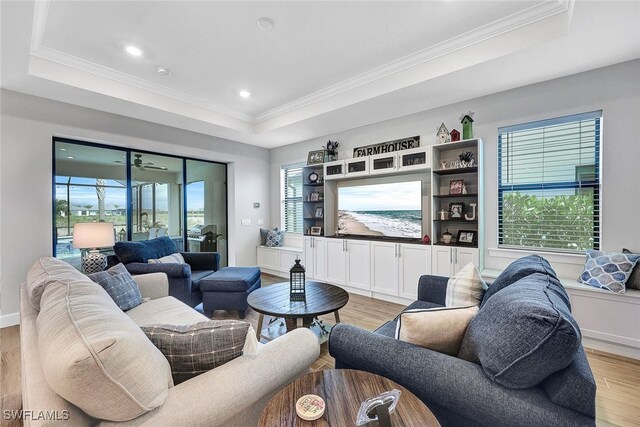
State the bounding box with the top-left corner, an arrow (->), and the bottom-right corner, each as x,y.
200,266 -> 261,318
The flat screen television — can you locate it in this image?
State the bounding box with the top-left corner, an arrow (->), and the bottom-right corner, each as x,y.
338,181 -> 422,239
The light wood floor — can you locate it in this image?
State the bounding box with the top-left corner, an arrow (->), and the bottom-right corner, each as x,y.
2,274 -> 639,426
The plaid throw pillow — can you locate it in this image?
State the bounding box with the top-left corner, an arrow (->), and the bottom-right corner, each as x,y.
142,320 -> 250,384
579,250 -> 640,293
445,262 -> 486,307
88,263 -> 142,311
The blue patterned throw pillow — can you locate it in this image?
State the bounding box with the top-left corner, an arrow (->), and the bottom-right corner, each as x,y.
265,230 -> 285,247
88,263 -> 143,310
579,250 -> 640,293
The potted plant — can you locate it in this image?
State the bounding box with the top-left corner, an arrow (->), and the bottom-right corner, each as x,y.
324,140 -> 339,162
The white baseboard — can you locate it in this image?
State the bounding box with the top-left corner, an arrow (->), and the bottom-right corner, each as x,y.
1,312 -> 20,328
583,337 -> 640,361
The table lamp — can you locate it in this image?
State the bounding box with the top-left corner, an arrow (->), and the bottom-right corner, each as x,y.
73,222 -> 115,274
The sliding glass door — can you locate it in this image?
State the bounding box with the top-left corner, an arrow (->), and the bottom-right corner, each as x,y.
53,138 -> 228,268
54,141 -> 127,268
186,159 -> 228,267
131,152 -> 184,251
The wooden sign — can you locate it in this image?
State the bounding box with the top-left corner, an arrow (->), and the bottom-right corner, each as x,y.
353,136 -> 420,158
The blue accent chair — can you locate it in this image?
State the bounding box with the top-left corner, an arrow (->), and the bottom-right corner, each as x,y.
328,255 -> 596,427
108,237 -> 219,308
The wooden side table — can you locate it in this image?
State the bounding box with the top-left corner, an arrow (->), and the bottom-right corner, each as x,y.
259,369 -> 440,426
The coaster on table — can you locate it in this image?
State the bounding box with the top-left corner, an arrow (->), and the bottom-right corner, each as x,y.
296,394 -> 325,421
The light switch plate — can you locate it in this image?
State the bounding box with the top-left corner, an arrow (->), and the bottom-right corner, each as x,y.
257,219 -> 264,225
241,219 -> 251,226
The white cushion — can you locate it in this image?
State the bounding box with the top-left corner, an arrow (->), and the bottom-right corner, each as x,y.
126,296 -> 208,327
148,253 -> 185,264
37,276 -> 171,421
445,262 -> 486,307
395,306 -> 479,355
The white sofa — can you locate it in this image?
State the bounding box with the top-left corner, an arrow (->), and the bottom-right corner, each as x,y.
20,257 -> 320,426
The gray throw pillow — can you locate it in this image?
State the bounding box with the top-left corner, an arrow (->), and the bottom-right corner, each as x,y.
260,227 -> 277,246
622,249 -> 640,290
88,263 -> 142,311
142,320 -> 250,384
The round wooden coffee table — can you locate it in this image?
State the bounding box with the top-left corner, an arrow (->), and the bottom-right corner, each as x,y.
247,281 -> 349,342
259,369 -> 439,426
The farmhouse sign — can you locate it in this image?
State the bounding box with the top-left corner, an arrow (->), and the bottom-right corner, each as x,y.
353,136 -> 420,158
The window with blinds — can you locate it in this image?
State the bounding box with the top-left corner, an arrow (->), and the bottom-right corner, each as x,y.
282,164 -> 303,234
498,111 -> 601,252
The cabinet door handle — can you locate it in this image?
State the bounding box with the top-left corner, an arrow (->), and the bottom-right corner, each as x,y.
398,244 -> 401,258
450,249 -> 453,264
454,248 -> 458,265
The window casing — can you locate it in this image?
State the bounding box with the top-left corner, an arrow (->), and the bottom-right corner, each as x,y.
282,164 -> 303,234
498,111 -> 601,252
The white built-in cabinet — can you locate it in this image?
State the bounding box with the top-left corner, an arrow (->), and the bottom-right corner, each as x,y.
432,246 -> 479,276
325,239 -> 347,285
398,244 -> 432,299
346,240 -> 371,290
371,242 -> 431,299
304,236 -> 326,281
323,238 -> 371,289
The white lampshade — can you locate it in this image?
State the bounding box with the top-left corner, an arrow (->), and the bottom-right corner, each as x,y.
72,222 -> 115,249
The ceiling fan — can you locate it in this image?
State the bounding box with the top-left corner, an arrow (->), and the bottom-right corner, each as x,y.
133,154 -> 167,170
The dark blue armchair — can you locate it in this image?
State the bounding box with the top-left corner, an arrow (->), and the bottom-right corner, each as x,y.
107,237 -> 219,308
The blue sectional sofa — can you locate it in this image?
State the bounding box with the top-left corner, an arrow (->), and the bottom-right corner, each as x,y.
107,237 -> 219,308
329,255 -> 596,426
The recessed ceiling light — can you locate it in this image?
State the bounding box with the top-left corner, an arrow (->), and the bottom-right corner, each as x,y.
238,90 -> 251,99
125,44 -> 143,57
156,66 -> 170,75
67,156 -> 75,159
257,17 -> 273,30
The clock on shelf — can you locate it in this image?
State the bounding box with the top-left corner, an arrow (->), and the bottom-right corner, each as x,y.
308,171 -> 319,184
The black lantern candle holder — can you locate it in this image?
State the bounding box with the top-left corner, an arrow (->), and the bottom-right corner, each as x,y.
290,258 -> 306,300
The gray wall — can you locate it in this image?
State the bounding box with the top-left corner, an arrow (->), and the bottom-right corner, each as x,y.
270,59 -> 640,277
0,89 -> 270,322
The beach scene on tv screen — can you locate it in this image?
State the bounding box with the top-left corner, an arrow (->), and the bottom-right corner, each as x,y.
338,181 -> 422,238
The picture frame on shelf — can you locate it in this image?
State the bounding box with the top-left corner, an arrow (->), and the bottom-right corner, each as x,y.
456,230 -> 477,245
307,150 -> 326,165
449,179 -> 464,195
310,226 -> 322,236
315,207 -> 324,218
310,191 -> 320,201
449,202 -> 465,218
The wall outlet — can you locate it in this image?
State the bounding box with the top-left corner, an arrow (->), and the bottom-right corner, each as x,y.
241,219 -> 251,226
257,219 -> 264,225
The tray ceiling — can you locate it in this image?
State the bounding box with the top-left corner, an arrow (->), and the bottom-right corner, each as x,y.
1,1 -> 639,147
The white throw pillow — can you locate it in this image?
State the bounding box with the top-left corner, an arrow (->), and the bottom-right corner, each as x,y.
148,253 -> 185,264
395,306 -> 479,356
445,262 -> 486,307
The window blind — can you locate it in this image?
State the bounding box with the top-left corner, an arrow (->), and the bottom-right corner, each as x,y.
498,111 -> 601,252
282,164 -> 303,233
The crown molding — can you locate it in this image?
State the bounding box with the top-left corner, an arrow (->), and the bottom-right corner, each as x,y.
30,45 -> 253,123
253,0 -> 573,124
28,0 -> 573,131
29,0 -> 252,123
